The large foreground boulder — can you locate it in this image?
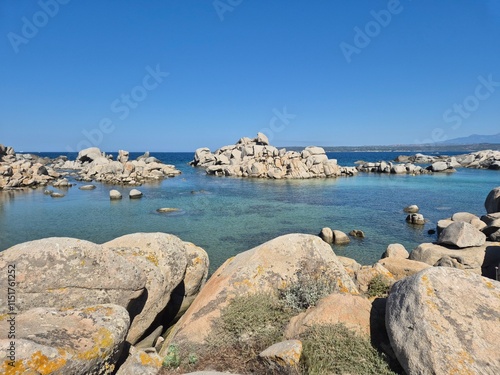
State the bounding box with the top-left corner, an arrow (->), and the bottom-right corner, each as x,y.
102,233 -> 191,344
0,304 -> 129,374
386,267 -> 500,375
161,234 -> 358,352
0,238 -> 146,314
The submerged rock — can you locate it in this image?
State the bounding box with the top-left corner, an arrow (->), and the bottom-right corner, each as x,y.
129,189 -> 143,199
110,189 -> 122,200
406,213 -> 425,225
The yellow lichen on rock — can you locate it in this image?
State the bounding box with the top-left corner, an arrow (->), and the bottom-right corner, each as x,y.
26,350 -> 67,375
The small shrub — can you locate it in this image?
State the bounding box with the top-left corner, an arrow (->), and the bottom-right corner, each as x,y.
300,324 -> 397,375
202,292 -> 294,374
366,275 -> 390,298
213,292 -> 292,349
280,267 -> 338,312
187,353 -> 198,365
162,344 -> 180,368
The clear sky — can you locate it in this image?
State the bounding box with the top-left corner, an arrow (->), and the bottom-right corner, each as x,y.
1,0 -> 499,152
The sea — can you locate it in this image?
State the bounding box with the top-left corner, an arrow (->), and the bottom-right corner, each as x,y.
1,151 -> 498,273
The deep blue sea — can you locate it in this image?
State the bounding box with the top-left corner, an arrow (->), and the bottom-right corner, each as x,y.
1,151 -> 498,273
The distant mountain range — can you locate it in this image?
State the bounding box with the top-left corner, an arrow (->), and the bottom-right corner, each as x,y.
439,133 -> 500,145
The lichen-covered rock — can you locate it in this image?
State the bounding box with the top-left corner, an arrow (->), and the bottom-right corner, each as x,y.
259,340 -> 302,370
285,293 -> 372,338
0,304 -> 129,375
102,233 -> 190,344
355,263 -> 395,294
115,349 -> 162,375
0,238 -> 146,315
386,267 -> 500,375
161,234 -> 358,351
377,257 -> 431,280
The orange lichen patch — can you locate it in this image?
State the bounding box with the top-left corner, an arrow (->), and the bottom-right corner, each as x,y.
0,314 -> 8,321
26,351 -> 67,375
145,253 -> 159,267
139,352 -> 162,367
253,265 -> 265,277
192,256 -> 203,265
483,280 -> 495,289
234,278 -> 254,290
76,327 -> 114,360
82,306 -> 115,316
3,360 -> 26,375
421,274 -> 435,297
448,350 -> 475,375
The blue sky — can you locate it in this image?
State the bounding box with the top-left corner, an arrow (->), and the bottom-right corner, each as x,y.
1,0 -> 500,152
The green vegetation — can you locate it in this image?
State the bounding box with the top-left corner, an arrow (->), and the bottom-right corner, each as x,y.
300,324 -> 397,375
161,271 -> 400,374
366,274 -> 391,298
162,344 -> 180,368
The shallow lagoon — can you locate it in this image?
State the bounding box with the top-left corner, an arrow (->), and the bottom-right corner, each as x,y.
0,152 -> 498,273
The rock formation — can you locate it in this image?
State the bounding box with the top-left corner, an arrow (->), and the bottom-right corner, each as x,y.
189,133 -> 357,179
0,143 -> 65,189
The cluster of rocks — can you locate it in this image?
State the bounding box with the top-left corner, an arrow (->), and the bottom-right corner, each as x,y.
356,159 -> 457,174
318,227 -> 365,244
56,147 -> 181,185
404,186 -> 500,280
0,143 -> 65,189
397,150 -> 500,170
0,233 -> 209,374
190,133 -> 357,179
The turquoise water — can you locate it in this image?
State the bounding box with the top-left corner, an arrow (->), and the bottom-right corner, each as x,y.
0,152 -> 498,273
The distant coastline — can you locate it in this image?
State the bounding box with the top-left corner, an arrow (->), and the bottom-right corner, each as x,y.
286,143 -> 500,153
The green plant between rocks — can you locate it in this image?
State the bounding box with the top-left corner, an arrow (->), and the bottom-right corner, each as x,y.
279,267 -> 338,312
162,344 -> 181,368
300,323 -> 397,375
366,274 -> 391,298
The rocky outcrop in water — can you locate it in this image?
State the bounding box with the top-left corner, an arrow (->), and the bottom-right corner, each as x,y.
0,143 -> 65,189
397,150 -> 500,170
56,147 -> 181,185
190,133 -> 357,179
